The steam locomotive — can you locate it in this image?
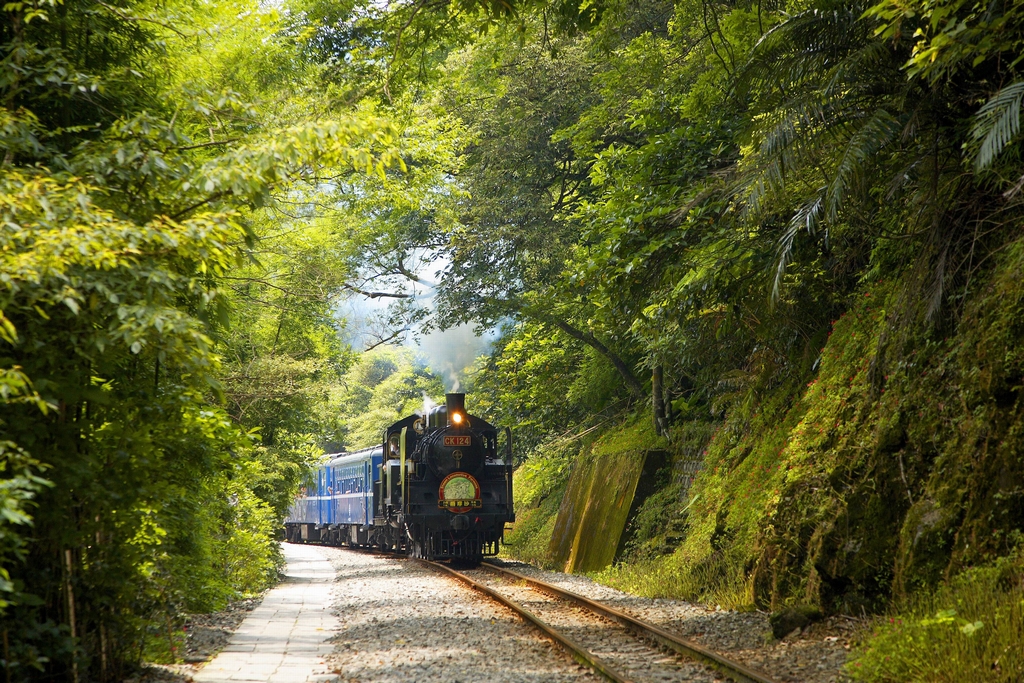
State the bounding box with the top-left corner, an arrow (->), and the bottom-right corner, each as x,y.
284,393 -> 514,563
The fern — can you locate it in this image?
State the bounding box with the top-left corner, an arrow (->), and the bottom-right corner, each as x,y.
971,80 -> 1024,171
741,2 -> 917,304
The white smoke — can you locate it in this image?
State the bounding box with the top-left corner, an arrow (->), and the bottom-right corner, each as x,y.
414,323 -> 494,391
420,392 -> 439,417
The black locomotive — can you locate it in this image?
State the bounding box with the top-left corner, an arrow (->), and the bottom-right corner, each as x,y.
284,393 -> 514,564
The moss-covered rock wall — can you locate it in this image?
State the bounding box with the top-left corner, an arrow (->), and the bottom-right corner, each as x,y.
612,240 -> 1024,612
587,241 -> 1024,615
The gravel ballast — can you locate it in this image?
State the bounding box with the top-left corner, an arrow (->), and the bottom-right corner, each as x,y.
324,548 -> 855,683
324,549 -> 601,682
490,559 -> 858,683
461,567 -> 728,683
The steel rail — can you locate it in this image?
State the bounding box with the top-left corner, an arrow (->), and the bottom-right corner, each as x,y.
480,561 -> 781,683
415,559 -> 635,683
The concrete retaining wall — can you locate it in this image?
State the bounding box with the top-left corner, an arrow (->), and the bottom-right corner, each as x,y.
547,421 -> 666,573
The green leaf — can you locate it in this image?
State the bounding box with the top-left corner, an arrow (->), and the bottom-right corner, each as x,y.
959,621 -> 983,636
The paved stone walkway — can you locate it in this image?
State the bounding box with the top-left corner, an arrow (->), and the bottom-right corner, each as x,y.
195,544 -> 339,683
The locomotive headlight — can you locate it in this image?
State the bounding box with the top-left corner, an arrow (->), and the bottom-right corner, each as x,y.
451,412 -> 464,425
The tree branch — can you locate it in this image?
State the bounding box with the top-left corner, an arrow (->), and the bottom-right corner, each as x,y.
362,328 -> 410,351
222,276 -> 319,298
178,138 -> 241,151
170,191 -> 225,220
97,2 -> 195,37
539,314 -> 644,399
342,284 -> 414,299
395,260 -> 437,287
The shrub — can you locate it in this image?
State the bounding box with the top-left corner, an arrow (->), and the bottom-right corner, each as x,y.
848,549 -> 1024,682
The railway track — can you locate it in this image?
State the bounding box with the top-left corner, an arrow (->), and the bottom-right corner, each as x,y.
417,558 -> 781,683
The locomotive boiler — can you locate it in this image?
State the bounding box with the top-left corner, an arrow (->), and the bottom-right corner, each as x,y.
284,393 -> 514,564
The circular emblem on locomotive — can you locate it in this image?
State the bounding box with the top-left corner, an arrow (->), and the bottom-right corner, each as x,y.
438,472 -> 482,513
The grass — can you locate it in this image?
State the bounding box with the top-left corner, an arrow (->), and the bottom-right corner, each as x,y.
847,551 -> 1024,682
501,503 -> 561,568
592,548 -> 755,610
500,448 -> 570,569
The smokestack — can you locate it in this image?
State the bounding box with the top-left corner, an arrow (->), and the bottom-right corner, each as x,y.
446,392 -> 466,427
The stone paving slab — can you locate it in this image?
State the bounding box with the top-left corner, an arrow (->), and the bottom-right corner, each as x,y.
195,544 -> 339,683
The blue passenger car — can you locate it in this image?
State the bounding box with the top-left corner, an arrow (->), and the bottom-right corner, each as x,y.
285,447 -> 383,544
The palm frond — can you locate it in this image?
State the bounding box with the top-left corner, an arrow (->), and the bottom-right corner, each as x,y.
741,1 -> 894,221
742,5 -> 870,95
826,107 -> 900,221
745,93 -> 864,217
824,39 -> 892,98
971,79 -> 1024,171
773,188 -> 825,302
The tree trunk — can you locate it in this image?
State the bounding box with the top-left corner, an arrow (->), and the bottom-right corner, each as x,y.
541,315 -> 645,400
652,365 -> 667,436
64,549 -> 78,683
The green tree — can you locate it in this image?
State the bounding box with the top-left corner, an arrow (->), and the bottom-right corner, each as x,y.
0,0 -> 403,678
336,348 -> 444,449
